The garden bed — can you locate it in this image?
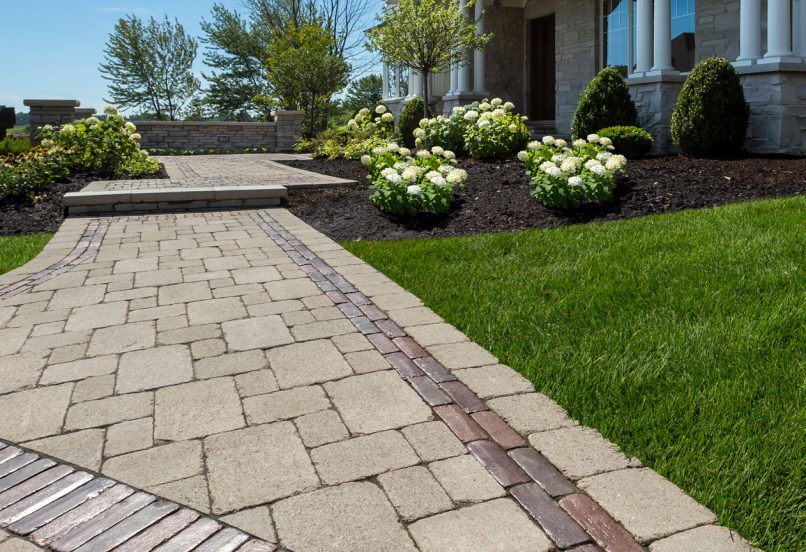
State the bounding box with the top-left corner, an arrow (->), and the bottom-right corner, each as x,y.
282,156 -> 806,241
0,164 -> 168,237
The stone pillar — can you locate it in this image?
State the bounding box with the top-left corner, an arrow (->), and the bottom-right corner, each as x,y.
23,99 -> 80,140
736,0 -> 762,64
74,108 -> 97,119
763,0 -> 796,61
473,0 -> 487,94
635,0 -> 654,74
382,61 -> 390,99
651,0 -> 674,72
274,110 -> 304,152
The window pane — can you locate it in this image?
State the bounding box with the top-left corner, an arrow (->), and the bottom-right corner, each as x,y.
603,0 -> 630,76
671,0 -> 696,71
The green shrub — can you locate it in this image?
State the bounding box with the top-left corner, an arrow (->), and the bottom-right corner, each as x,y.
671,57 -> 749,156
398,98 -> 429,148
0,148 -> 70,200
0,136 -> 31,155
462,100 -> 531,159
572,67 -> 638,139
598,126 -> 654,157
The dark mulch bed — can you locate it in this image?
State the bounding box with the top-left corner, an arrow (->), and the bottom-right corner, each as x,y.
0,164 -> 169,237
282,156 -> 806,241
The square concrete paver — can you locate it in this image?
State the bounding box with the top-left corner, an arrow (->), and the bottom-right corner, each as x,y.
0,384 -> 73,441
311,430 -> 420,485
487,393 -> 577,435
0,352 -> 47,394
377,466 -> 453,521
64,301 -> 128,332
408,498 -> 553,552
87,321 -> 155,356
453,364 -> 534,399
401,422 -> 466,462
117,345 -> 194,393
578,468 -> 718,543
158,282 -> 212,306
268,339 -> 352,389
187,297 -> 247,325
648,524 -> 759,552
0,328 -> 32,357
325,371 -> 432,434
294,409 -> 350,448
528,426 -> 632,480
222,315 -> 293,352
205,422 -> 319,513
272,481 -> 417,552
155,378 -> 245,441
105,417 -> 154,457
429,455 -> 507,503
243,385 -> 330,425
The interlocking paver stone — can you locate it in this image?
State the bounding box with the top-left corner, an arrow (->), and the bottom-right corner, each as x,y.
148,476 -> 210,513
71,375 -> 115,403
205,422 -> 318,513
529,427 -> 632,480
155,378 -> 245,441
86,321 -> 155,356
648,524 -> 759,552
272,481 -> 417,552
64,302 -> 128,332
294,409 -> 350,448
0,352 -> 47,394
267,339 -> 352,389
243,385 -> 330,424
49,285 -> 106,309
24,429 -> 105,471
405,323 -> 468,346
194,349 -> 267,379
102,441 -> 203,489
377,466 -> 453,521
509,483 -> 590,548
311,430 -> 419,485
222,315 -> 293,351
158,282 -> 212,305
429,455 -> 507,503
117,345 -> 194,393
408,498 -> 553,552
487,393 -> 577,435
453,364 -> 534,399
0,384 -> 72,442
187,297 -> 247,325
343,349 -> 390,373
65,392 -> 153,430
427,342 -> 497,369
401,422 -> 466,462
221,506 -> 276,543
325,372 -> 432,434
0,327 -> 30,357
234,369 -> 280,397
105,418 -> 153,457
40,356 -> 118,385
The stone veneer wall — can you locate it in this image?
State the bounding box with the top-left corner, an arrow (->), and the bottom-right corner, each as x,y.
485,7 -> 527,111
134,112 -> 304,152
696,0 -> 741,61
741,70 -> 806,154
554,0 -> 598,136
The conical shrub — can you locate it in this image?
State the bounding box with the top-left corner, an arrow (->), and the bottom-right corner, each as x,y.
571,67 -> 638,139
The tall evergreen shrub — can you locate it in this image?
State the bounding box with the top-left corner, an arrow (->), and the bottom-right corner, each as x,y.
571,67 -> 638,139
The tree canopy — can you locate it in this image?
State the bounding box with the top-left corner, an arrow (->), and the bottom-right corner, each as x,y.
342,74 -> 383,115
99,15 -> 200,121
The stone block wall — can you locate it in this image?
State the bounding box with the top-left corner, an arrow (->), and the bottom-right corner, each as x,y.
629,78 -> 685,153
485,6 -> 526,111
554,0 -> 598,136
24,100 -> 81,139
741,70 -> 806,155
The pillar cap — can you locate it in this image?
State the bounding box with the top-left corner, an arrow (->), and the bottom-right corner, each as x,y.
23,99 -> 81,107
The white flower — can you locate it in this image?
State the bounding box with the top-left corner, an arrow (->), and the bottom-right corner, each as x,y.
596,152 -> 614,161
452,107 -> 466,116
104,105 -> 118,115
438,165 -> 453,175
426,170 -> 442,182
347,119 -> 358,129
419,118 -> 429,129
446,169 -> 465,184
539,161 -> 557,171
605,155 -> 627,171
381,113 -> 394,123
546,167 -> 564,178
431,146 -> 445,156
375,105 -> 387,114
359,108 -> 370,116
542,136 -> 555,145
517,151 -> 529,162
431,176 -> 448,187
551,154 -> 567,164
443,150 -> 456,160
591,164 -> 608,176
393,161 -> 407,170
416,150 -> 431,159
527,141 -> 542,151
477,120 -> 491,128
479,102 -> 491,111
572,139 -> 587,148
381,167 -> 396,177
40,139 -> 54,148
129,133 -> 141,141
415,138 -> 424,148
407,184 -> 423,195
600,137 -> 613,147
387,142 -> 400,152
360,155 -> 371,166
492,109 -> 507,121
372,147 -> 388,156
554,139 -> 567,148
59,124 -> 75,135
560,158 -> 578,173
402,166 -> 421,180
584,159 -> 601,169
508,124 -> 518,133
587,134 -> 601,143
568,176 -> 583,187
86,117 -> 100,125
125,122 -> 137,132
413,128 -> 426,139
464,111 -> 479,121
386,173 -> 403,184
491,98 -> 503,107
503,101 -> 515,111
399,147 -> 412,157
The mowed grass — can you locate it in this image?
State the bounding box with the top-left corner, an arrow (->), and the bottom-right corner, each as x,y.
344,196 -> 805,551
0,234 -> 52,275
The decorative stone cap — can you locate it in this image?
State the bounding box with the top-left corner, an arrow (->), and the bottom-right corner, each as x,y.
75,108 -> 97,117
23,99 -> 81,107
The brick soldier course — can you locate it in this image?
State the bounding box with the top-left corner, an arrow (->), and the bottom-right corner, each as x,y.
0,158 -> 758,551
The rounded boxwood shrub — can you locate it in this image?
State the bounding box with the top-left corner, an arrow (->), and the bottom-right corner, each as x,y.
671,57 -> 749,156
597,126 -> 654,157
572,67 -> 638,139
398,98 -> 429,148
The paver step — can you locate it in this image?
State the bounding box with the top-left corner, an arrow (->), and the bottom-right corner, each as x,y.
0,441 -> 279,552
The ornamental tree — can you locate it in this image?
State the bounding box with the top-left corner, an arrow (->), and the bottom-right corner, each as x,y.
367,0 -> 492,119
100,15 -> 200,121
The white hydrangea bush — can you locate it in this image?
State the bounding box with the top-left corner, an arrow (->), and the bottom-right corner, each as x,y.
361,143 -> 467,216
347,104 -> 395,139
519,134 -> 626,208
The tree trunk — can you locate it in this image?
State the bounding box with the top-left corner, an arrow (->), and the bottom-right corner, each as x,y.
422,71 -> 429,121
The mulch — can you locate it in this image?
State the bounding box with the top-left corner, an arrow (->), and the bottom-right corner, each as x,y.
0,164 -> 169,237
281,156 -> 806,241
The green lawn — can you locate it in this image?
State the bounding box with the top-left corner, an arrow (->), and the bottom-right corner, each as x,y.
344,196 -> 805,552
0,234 -> 52,275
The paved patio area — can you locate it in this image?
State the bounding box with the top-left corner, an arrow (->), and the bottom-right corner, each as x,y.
0,207 -> 757,551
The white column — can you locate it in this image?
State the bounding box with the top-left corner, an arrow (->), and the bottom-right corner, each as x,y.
449,59 -> 458,95
382,61 -> 389,99
651,0 -> 674,72
408,71 -> 422,97
737,0 -> 762,63
392,65 -> 401,98
764,0 -> 794,60
457,0 -> 472,93
473,0 -> 487,94
635,0 -> 653,73
799,0 -> 806,57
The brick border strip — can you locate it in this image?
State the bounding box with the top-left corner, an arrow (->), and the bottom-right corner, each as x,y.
0,441 -> 279,552
0,220 -> 110,301
251,210 -> 644,552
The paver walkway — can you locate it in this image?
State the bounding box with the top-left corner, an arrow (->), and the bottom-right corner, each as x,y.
0,204 -> 758,550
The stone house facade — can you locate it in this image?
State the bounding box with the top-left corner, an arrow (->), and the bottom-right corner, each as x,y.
382,0 -> 806,154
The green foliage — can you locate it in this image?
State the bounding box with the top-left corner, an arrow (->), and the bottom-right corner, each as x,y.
342,75 -> 384,115
597,126 -> 653,157
362,143 -> 467,216
671,57 -> 749,156
572,67 -> 638,139
264,21 -> 351,137
0,136 -> 31,155
367,0 -> 491,116
462,101 -> 531,159
398,98 -> 428,148
99,14 -> 200,121
0,148 -> 70,200
520,135 -> 626,209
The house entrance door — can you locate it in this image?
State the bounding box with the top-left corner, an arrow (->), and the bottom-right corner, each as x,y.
529,14 -> 556,124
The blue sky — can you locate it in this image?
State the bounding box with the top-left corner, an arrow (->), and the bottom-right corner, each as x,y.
2,0 -> 380,115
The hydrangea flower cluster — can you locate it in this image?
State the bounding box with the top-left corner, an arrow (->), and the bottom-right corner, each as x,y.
416,98 -> 530,159
361,143 -> 468,216
347,104 -> 395,138
519,134 -> 626,208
